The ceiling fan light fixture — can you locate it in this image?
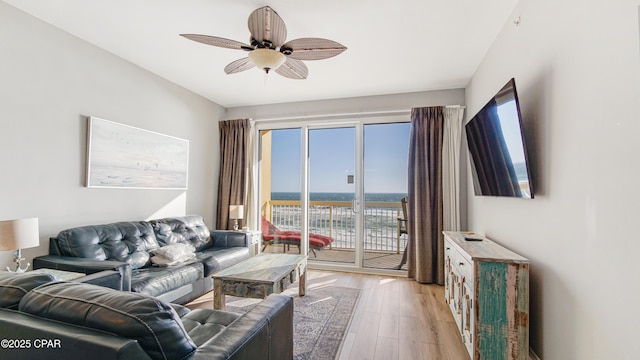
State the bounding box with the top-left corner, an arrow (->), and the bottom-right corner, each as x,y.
180,6 -> 346,79
248,48 -> 286,73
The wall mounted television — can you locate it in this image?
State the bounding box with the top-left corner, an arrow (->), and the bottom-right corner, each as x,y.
465,78 -> 534,199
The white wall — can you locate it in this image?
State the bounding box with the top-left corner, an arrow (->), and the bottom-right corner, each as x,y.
0,3 -> 223,270
225,89 -> 465,121
466,0 -> 640,359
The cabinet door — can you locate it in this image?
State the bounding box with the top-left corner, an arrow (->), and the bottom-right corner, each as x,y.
448,272 -> 463,331
461,278 -> 474,356
445,252 -> 453,304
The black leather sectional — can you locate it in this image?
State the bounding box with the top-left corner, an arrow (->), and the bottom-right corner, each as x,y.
33,215 -> 251,304
0,272 -> 293,360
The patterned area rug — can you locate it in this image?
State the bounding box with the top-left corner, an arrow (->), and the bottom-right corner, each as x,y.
224,286 -> 361,360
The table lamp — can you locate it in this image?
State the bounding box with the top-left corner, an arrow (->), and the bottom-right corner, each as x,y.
229,205 -> 244,231
0,218 -> 40,273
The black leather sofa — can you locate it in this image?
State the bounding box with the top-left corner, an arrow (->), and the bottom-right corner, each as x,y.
0,273 -> 293,360
33,215 -> 250,304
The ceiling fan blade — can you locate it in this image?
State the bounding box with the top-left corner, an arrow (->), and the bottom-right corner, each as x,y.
248,6 -> 287,48
180,34 -> 252,51
275,58 -> 308,79
282,38 -> 347,61
224,57 -> 255,74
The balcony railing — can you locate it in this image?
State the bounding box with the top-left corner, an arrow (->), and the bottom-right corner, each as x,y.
264,200 -> 405,253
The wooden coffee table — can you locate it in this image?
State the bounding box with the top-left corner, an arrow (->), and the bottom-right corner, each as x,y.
211,253 -> 307,310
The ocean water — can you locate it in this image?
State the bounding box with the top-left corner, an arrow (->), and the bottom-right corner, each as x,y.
272,192 -> 407,202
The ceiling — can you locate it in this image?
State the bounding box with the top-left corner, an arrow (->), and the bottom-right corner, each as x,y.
4,0 -> 519,108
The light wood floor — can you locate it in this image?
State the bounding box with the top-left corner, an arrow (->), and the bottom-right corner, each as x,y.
187,269 -> 468,360
313,270 -> 470,360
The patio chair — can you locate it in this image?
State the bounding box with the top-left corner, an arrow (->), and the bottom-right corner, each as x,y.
260,216 -> 334,257
396,196 -> 408,270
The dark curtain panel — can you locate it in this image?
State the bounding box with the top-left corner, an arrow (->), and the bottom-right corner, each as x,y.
216,119 -> 249,230
407,107 -> 445,284
465,100 -> 521,197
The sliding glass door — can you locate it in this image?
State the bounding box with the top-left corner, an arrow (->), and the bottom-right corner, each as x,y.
257,119 -> 409,272
307,126 -> 358,266
362,123 -> 410,270
258,128 -> 304,256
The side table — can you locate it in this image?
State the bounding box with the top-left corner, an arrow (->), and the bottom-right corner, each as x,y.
243,230 -> 261,256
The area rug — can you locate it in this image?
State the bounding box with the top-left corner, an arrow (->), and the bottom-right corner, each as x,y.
224,286 -> 361,360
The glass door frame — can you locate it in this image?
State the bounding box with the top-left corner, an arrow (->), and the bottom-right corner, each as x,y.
306,122 -> 363,269
253,114 -> 409,275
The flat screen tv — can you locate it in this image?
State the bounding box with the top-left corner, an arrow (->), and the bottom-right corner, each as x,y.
465,78 -> 534,199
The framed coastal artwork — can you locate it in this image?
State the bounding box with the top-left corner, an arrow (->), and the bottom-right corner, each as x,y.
86,117 -> 189,189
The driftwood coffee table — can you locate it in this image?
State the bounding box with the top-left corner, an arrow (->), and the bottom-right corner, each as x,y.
211,253 -> 307,310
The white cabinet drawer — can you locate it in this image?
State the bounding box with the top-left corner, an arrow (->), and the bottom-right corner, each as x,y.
445,238 -> 473,289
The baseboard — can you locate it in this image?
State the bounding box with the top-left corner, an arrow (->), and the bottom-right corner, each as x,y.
530,348 -> 542,360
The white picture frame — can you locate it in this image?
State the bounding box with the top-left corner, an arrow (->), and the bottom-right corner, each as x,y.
86,117 -> 189,190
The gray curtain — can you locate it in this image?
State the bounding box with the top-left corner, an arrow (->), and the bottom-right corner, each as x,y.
407,107 -> 445,284
216,119 -> 249,230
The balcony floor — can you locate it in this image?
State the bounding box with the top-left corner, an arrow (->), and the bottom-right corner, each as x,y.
262,244 -> 408,271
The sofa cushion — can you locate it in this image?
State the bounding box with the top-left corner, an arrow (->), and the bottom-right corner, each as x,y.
150,215 -> 212,251
210,230 -> 250,248
181,308 -> 242,346
196,247 -> 250,276
131,262 -> 204,297
19,281 -> 197,360
0,272 -> 56,309
53,221 -> 159,269
191,294 -> 294,360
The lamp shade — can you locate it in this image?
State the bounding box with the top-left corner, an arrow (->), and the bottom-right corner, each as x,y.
248,48 -> 286,73
0,218 -> 40,251
229,205 -> 244,220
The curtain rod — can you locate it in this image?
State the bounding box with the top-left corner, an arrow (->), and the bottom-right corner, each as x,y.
252,105 -> 465,123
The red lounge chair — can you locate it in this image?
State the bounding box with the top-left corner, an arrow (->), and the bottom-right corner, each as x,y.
261,216 -> 334,257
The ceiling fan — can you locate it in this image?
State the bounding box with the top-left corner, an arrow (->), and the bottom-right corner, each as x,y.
180,6 -> 347,79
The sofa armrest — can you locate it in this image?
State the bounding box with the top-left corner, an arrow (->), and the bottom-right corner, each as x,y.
77,270 -> 123,291
0,308 -> 150,360
33,255 -> 132,291
210,230 -> 250,249
191,293 -> 293,360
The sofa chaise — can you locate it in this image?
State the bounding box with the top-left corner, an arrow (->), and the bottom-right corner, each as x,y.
0,272 -> 293,360
33,215 -> 250,304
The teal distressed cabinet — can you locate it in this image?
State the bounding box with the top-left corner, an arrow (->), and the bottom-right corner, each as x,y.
443,231 -> 529,360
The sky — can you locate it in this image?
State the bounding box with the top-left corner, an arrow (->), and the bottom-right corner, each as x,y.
269,123 -> 410,193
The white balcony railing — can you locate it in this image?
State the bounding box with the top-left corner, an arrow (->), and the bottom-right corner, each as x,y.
265,200 -> 405,253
